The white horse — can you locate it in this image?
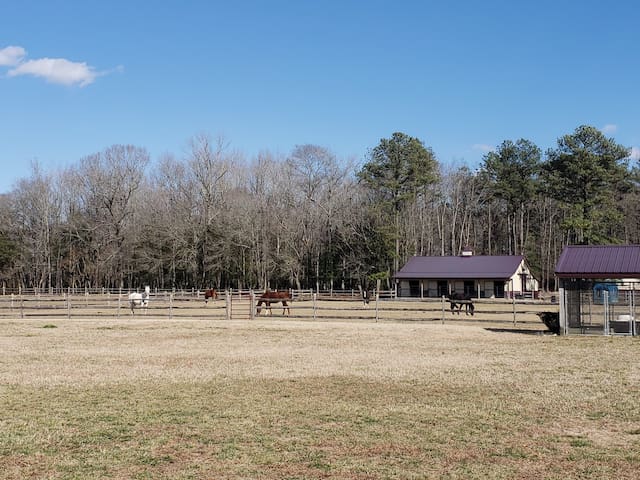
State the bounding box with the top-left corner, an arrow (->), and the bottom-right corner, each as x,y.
128,286 -> 150,314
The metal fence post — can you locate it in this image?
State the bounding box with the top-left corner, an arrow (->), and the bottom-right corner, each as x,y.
559,288 -> 567,335
604,290 -> 610,336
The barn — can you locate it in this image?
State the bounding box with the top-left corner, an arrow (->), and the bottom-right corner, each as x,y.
394,249 -> 539,299
556,245 -> 640,335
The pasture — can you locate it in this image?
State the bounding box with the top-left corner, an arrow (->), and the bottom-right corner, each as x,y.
1,312 -> 639,478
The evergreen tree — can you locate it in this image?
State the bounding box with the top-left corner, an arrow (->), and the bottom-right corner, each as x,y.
543,125 -> 630,244
358,132 -> 439,273
481,139 -> 541,254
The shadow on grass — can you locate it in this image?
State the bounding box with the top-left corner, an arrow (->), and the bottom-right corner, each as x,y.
484,327 -> 553,335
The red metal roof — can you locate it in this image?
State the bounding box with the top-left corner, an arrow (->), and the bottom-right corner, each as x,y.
395,255 -> 525,280
555,245 -> 640,278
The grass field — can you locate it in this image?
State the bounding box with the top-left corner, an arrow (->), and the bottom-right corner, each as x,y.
1,315 -> 639,479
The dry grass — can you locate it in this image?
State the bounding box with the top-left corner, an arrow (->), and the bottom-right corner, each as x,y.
1,316 -> 639,479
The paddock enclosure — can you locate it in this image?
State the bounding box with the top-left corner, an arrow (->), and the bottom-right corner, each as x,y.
0,288 -> 557,329
2,318 -> 639,479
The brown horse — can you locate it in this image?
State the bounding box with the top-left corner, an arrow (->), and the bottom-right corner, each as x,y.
256,290 -> 291,315
204,289 -> 218,304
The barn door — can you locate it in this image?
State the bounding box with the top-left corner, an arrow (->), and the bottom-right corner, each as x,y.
463,281 -> 475,298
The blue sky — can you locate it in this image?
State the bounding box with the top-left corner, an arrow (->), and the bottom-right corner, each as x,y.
1,0 -> 639,193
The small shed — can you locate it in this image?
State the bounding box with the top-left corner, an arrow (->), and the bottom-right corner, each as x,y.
394,249 -> 539,299
555,245 -> 640,335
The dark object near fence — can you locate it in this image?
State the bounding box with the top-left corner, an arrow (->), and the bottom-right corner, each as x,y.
446,293 -> 474,316
256,290 -> 291,315
537,312 -> 560,334
362,289 -> 369,307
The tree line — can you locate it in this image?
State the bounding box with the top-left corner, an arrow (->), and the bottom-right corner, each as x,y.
0,125 -> 636,292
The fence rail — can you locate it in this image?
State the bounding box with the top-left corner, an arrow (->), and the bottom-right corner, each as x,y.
0,290 -> 558,329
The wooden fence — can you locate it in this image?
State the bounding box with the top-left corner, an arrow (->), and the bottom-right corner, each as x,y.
0,289 -> 557,330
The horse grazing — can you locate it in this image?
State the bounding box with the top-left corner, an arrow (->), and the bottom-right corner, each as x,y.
537,312 -> 560,334
204,289 -> 218,304
129,286 -> 150,314
447,292 -> 475,316
256,290 -> 292,315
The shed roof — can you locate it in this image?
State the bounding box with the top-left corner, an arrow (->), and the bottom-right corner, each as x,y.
555,245 -> 640,278
395,255 -> 525,280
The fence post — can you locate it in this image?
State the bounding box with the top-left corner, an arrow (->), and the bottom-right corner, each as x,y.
441,296 -> 446,324
375,279 -> 381,322
604,290 -> 610,336
169,293 -> 173,320
225,290 -> 231,321
20,296 -> 24,319
558,288 -> 566,335
67,293 -> 71,319
117,293 -> 121,320
313,292 -> 317,321
512,294 -> 517,326
250,291 -> 255,321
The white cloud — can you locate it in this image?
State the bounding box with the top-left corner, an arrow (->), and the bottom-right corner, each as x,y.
472,144 -> 495,153
1,45 -> 117,87
630,146 -> 640,161
601,124 -> 617,134
0,45 -> 26,66
8,57 -> 97,87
